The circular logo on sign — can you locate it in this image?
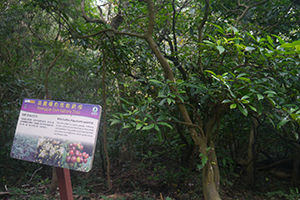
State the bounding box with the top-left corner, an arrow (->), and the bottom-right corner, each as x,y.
92,107 -> 98,113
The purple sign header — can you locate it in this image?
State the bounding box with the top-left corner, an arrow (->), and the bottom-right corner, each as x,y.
21,99 -> 101,120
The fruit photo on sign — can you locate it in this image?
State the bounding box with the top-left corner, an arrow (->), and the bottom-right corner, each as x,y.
34,137 -> 65,167
61,141 -> 93,172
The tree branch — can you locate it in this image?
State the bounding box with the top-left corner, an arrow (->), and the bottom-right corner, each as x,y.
79,28 -> 144,39
81,0 -> 106,24
80,0 -> 144,39
236,0 -> 269,25
171,0 -> 187,80
144,0 -> 155,38
198,0 -> 210,43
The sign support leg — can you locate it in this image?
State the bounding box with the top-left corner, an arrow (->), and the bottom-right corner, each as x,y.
56,167 -> 74,200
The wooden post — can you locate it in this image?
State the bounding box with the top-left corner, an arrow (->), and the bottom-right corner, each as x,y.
56,167 -> 74,200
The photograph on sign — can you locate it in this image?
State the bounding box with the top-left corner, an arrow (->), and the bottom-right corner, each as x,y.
10,99 -> 102,172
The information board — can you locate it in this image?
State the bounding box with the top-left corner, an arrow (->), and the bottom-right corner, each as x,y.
10,98 -> 102,172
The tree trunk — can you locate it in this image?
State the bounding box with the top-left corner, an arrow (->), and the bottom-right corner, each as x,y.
246,116 -> 259,187
142,1 -> 221,198
205,115 -> 221,192
201,139 -> 221,200
102,51 -> 112,189
201,114 -> 222,199
145,35 -> 222,200
203,162 -> 221,200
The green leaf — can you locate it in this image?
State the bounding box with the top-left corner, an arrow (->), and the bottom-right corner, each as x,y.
240,99 -> 250,104
241,95 -> 250,100
122,125 -> 132,129
159,98 -> 167,106
216,45 -> 225,54
149,79 -> 164,85
209,23 -> 225,33
157,122 -> 173,129
245,46 -> 256,52
230,103 -> 237,109
167,98 -> 174,105
222,99 -> 232,103
263,90 -> 277,97
267,35 -> 274,47
238,104 -> 248,116
272,34 -> 285,44
119,97 -> 131,105
157,115 -> 167,121
257,102 -> 263,115
221,72 -> 228,77
141,105 -> 147,112
142,123 -> 155,130
237,77 -> 251,82
156,132 -> 163,142
236,73 -> 247,78
175,94 -> 185,103
277,118 -> 290,129
136,123 -> 143,130
204,70 -> 216,76
203,40 -> 216,46
227,26 -> 239,34
109,119 -> 121,126
145,114 -> 154,121
248,105 -> 257,112
292,40 -> 300,46
246,32 -> 256,41
197,164 -> 204,171
266,97 -> 276,106
201,156 -> 208,165
290,113 -> 299,121
158,88 -> 167,97
281,43 -> 294,48
257,94 -> 264,100
112,114 -> 120,119
258,37 -> 266,43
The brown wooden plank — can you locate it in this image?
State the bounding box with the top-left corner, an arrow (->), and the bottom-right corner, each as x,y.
56,167 -> 74,200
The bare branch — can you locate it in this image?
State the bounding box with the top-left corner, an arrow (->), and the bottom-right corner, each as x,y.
236,0 -> 269,25
48,8 -> 79,38
81,0 -> 106,24
27,167 -> 43,184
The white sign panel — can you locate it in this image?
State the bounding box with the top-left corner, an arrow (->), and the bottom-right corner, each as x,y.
10,99 -> 102,172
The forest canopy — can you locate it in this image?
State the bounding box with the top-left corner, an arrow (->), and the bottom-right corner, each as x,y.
1,0 -> 300,199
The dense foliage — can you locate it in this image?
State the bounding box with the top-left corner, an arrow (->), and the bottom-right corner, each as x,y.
1,0 -> 300,199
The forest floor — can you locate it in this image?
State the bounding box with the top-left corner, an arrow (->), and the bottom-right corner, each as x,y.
0,162 -> 298,200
